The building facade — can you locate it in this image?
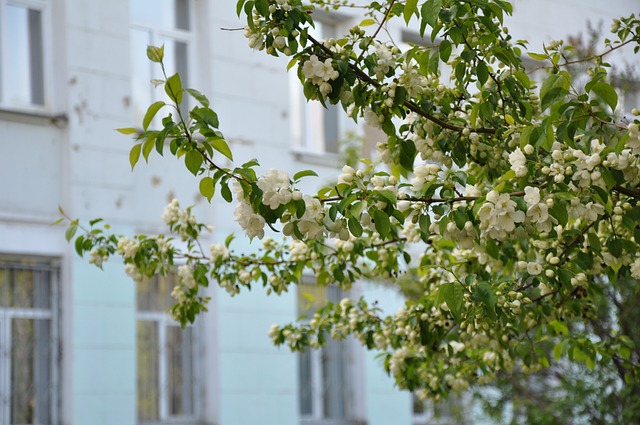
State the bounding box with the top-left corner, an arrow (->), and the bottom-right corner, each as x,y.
0,0 -> 636,424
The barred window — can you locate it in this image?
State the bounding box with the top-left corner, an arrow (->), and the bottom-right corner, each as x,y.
137,275 -> 199,424
298,283 -> 355,424
0,258 -> 59,425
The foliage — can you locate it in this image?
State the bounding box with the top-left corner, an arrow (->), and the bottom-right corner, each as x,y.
63,0 -> 640,422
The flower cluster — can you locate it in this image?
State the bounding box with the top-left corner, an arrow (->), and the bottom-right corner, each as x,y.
235,201 -> 266,239
257,168 -> 294,210
478,191 -> 525,240
301,55 -> 339,96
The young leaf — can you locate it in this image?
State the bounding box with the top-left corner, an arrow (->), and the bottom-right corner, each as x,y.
65,221 -> 78,242
116,127 -> 138,135
129,143 -> 142,170
146,44 -> 164,63
165,73 -> 183,105
403,0 -> 419,24
210,138 -> 233,161
186,88 -> 210,107
293,169 -> 319,181
199,177 -> 215,202
143,101 -> 165,130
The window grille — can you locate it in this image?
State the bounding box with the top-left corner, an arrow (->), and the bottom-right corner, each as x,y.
136,274 -> 199,424
0,258 -> 59,425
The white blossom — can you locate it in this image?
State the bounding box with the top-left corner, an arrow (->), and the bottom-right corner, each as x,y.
508,147 -> 527,177
234,201 -> 266,239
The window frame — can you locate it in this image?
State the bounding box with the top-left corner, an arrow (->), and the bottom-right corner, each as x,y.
136,274 -> 202,425
129,0 -> 195,126
0,257 -> 60,425
0,0 -> 52,113
289,13 -> 350,159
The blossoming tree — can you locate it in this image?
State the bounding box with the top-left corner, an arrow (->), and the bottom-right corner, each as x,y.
63,0 -> 640,420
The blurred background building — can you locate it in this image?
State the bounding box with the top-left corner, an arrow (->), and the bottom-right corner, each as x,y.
0,0 -> 636,424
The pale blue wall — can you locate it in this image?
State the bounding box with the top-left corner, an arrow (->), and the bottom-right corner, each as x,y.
71,258 -> 136,425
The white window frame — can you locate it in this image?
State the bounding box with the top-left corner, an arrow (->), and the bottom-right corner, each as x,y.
0,257 -> 60,425
290,13 -> 350,159
136,274 -> 201,425
130,0 -> 195,125
0,0 -> 51,113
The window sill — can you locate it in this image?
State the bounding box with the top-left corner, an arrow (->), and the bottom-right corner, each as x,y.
0,108 -> 68,128
300,418 -> 366,425
291,149 -> 341,168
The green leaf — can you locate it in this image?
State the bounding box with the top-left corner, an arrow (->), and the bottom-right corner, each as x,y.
146,44 -> 164,63
348,217 -> 363,237
185,88 -> 210,107
191,107 -> 219,128
553,340 -> 568,361
116,127 -> 138,135
607,238 -> 623,257
476,61 -> 488,86
541,86 -> 569,112
143,101 -> 165,131
221,182 -> 233,203
474,281 -> 497,320
439,39 -> 452,62
591,81 -> 618,111
165,73 -> 183,104
142,134 -> 156,162
65,221 -> 78,242
527,52 -> 548,61
129,143 -> 142,170
210,138 -> 233,161
199,177 -> 215,202
549,202 -> 568,226
443,283 -> 464,321
403,0 -> 418,25
421,0 -> 442,28
293,169 -> 319,181
359,18 -> 376,26
185,149 -> 203,175
74,234 -> 85,257
372,208 -> 391,238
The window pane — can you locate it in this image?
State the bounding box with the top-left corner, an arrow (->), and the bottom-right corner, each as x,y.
130,28 -> 154,125
137,321 -> 160,421
166,326 -> 194,416
11,318 -> 52,425
322,338 -> 346,419
298,349 -> 313,416
5,5 -> 44,106
130,0 -> 190,30
0,266 -> 51,309
137,275 -> 175,312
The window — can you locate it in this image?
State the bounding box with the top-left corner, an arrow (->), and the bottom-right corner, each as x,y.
137,274 -> 199,424
130,0 -> 192,125
290,18 -> 342,155
298,283 -> 356,424
413,392 -> 468,425
0,257 -> 59,425
0,0 -> 46,109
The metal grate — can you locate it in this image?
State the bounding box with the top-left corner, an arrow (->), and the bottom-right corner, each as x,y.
0,258 -> 59,425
